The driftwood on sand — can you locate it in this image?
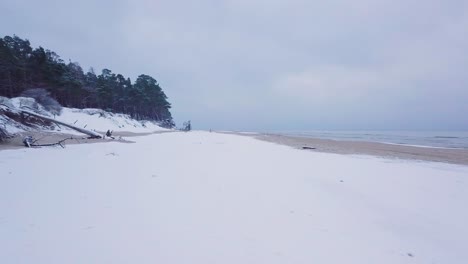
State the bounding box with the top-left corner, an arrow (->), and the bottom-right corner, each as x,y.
302,146 -> 316,150
23,135 -> 73,148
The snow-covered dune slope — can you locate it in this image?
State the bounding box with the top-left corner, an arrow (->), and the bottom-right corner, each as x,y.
58,107 -> 168,133
1,96 -> 168,135
1,132 -> 467,264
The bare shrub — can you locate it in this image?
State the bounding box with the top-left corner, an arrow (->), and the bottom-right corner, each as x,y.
0,127 -> 10,142
21,88 -> 62,115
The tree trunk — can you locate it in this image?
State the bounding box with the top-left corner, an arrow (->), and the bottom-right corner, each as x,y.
20,109 -> 102,138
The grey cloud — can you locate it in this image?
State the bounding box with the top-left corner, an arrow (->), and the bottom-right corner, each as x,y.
1,0 -> 467,130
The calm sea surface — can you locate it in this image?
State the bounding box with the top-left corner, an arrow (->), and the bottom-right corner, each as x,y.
275,131 -> 468,149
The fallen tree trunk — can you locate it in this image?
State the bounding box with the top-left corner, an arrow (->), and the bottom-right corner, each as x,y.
32,137 -> 73,148
23,136 -> 75,148
20,109 -> 102,138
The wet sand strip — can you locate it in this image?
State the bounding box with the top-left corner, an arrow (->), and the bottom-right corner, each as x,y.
239,132 -> 468,166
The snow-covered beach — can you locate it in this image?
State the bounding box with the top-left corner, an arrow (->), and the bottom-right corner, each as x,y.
1,131 -> 467,264
2,1 -> 468,262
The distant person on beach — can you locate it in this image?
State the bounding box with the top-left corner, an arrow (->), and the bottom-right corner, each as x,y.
106,130 -> 114,139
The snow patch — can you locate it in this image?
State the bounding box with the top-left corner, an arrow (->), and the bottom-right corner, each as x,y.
58,108 -> 168,133
0,96 -> 169,135
0,132 -> 467,263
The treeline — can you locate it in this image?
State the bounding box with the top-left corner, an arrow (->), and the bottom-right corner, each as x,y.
0,35 -> 173,126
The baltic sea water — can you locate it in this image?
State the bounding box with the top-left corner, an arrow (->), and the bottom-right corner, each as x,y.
276,130 -> 468,149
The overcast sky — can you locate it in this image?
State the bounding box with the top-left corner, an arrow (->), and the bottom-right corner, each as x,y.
1,0 -> 467,131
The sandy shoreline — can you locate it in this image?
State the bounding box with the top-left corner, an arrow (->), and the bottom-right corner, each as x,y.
0,130 -> 175,150
2,130 -> 467,166
243,133 -> 468,166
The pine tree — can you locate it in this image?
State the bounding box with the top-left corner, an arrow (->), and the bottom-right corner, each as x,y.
0,35 -> 174,126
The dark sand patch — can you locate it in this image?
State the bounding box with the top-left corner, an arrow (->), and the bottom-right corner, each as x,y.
226,132 -> 468,166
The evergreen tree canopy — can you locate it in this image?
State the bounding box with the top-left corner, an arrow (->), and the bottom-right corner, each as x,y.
0,35 -> 173,125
